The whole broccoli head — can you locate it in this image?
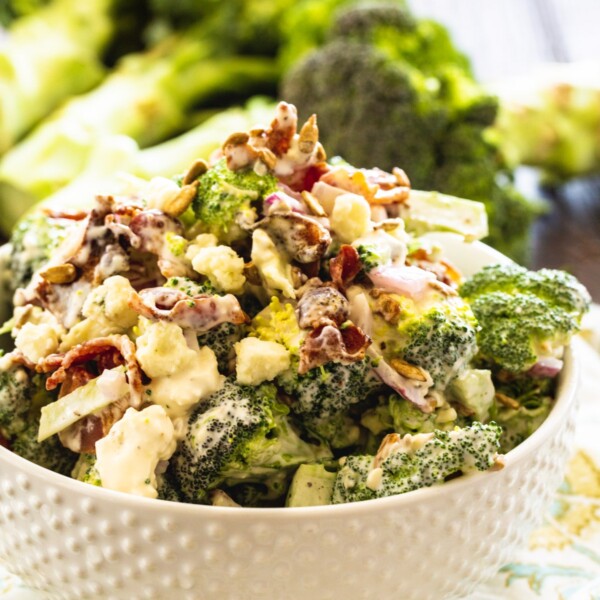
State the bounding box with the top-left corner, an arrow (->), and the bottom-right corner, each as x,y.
460,264 -> 590,372
282,39 -> 443,187
192,158 -> 278,243
170,379 -> 331,503
332,421 -> 502,503
281,3 -> 541,263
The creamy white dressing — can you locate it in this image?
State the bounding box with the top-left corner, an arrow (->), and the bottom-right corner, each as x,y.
148,346 -> 224,424
95,405 -> 177,499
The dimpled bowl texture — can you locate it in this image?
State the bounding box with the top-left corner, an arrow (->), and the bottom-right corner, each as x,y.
0,233 -> 580,600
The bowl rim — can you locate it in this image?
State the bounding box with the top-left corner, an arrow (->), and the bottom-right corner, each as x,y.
0,342 -> 579,521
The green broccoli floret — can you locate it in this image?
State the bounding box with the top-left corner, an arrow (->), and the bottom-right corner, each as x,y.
170,380 -> 331,503
12,420 -> 78,476
277,358 -> 381,447
383,299 -> 478,390
460,264 -> 590,372
9,213 -> 73,290
193,158 -> 278,243
71,453 -> 102,486
281,3 -> 540,263
461,263 -> 591,314
0,367 -> 34,437
332,421 -> 502,503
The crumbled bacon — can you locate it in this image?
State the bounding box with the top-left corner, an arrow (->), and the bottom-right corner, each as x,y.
330,245 -> 361,291
266,102 -> 298,157
129,288 -> 247,332
298,323 -> 371,374
297,284 -> 350,329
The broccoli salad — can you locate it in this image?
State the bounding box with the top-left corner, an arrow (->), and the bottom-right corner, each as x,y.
0,102 -> 590,507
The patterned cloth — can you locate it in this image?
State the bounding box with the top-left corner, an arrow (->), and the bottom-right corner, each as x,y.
3,323 -> 600,599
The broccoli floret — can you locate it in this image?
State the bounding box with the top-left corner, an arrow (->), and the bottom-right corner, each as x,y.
461,263 -> 591,315
383,299 -> 478,390
71,453 -> 102,486
332,422 -> 502,503
277,358 -> 381,449
12,420 -> 77,476
193,158 -> 278,243
0,367 -> 34,437
9,213 -> 73,290
460,264 -> 590,372
170,380 -> 331,503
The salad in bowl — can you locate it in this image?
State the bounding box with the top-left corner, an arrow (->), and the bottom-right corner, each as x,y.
0,102 -> 590,508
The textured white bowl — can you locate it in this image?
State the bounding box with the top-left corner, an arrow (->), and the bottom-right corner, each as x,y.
0,234 -> 580,600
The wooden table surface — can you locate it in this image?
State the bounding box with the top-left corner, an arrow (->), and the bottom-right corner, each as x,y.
410,0 -> 600,300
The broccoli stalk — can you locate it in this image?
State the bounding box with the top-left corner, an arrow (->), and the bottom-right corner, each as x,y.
170,380 -> 331,503
0,20 -> 279,210
0,0 -> 113,154
332,422 -> 502,503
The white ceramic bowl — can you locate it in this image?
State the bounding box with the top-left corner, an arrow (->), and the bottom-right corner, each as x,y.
0,234 -> 580,600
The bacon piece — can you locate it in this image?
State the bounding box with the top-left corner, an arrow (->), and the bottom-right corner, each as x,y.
257,211 -> 331,264
129,288 -> 247,332
58,397 -> 130,455
298,323 -> 371,374
330,245 -> 361,291
297,285 -> 350,329
39,335 -> 142,407
266,102 -> 298,157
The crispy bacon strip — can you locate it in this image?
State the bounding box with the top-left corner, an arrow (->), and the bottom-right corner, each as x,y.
39,335 -> 142,406
330,245 -> 361,291
298,323 -> 371,374
129,288 -> 247,332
